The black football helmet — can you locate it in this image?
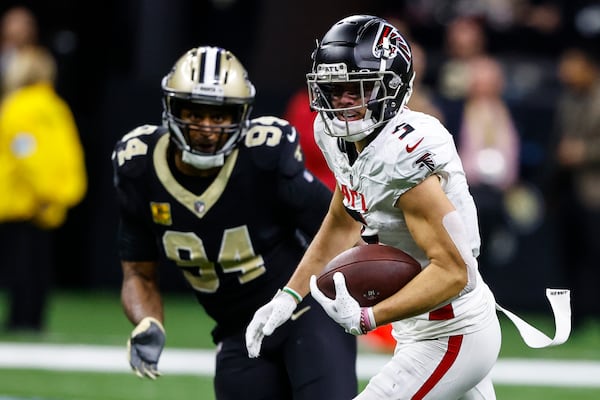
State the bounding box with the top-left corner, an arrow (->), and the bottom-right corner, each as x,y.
307,15 -> 414,142
162,46 -> 255,169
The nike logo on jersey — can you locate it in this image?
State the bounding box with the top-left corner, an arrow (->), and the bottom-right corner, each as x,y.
291,305 -> 311,321
287,128 -> 297,143
406,137 -> 424,153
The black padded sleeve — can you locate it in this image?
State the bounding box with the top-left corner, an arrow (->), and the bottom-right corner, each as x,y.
278,169 -> 332,239
117,211 -> 159,261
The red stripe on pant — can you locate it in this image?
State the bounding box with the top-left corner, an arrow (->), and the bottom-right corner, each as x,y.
411,335 -> 464,400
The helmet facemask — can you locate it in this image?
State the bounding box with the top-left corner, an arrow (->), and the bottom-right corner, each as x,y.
307,68 -> 409,142
163,97 -> 250,169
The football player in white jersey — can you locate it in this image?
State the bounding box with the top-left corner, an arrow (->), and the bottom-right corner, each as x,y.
246,15 -> 570,399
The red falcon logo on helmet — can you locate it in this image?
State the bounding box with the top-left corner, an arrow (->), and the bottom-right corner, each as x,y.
373,23 -> 411,66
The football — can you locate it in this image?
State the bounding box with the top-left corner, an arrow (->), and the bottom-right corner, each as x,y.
316,244 -> 422,307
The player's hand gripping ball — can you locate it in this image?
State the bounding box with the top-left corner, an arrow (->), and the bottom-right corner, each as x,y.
316,244 -> 422,307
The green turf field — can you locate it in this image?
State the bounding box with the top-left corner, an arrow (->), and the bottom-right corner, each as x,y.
0,290 -> 599,399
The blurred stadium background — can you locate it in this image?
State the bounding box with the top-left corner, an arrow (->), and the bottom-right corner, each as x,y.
0,0 -> 596,307
1,0 -> 600,398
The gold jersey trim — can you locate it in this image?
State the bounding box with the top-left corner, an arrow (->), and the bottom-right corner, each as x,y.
153,134 -> 238,219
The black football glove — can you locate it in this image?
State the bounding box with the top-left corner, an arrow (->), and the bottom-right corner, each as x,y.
127,317 -> 166,379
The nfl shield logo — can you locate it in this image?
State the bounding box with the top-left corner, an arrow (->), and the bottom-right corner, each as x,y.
194,201 -> 206,214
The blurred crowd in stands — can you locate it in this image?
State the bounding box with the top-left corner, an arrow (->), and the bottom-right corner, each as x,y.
285,0 -> 600,334
0,0 -> 599,334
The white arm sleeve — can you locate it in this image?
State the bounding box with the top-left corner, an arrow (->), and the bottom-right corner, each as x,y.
442,210 -> 478,296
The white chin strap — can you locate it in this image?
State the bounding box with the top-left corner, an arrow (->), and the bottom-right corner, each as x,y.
331,118 -> 375,142
181,150 -> 225,169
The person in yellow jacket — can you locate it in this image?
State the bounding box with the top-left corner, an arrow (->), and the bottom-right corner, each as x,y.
0,45 -> 86,331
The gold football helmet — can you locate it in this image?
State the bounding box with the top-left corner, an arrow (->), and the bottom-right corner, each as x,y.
162,46 -> 255,169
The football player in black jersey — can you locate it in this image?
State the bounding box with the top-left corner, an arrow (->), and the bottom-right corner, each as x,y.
112,46 -> 358,399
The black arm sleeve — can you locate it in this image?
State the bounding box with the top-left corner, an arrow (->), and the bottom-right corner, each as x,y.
117,211 -> 159,261
278,169 -> 333,239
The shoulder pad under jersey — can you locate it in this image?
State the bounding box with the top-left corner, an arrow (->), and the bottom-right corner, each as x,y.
242,116 -> 304,177
112,124 -> 167,178
376,112 -> 455,190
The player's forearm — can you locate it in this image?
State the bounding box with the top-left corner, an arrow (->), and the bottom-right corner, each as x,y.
121,261 -> 164,325
287,202 -> 362,297
122,278 -> 164,325
373,261 -> 466,325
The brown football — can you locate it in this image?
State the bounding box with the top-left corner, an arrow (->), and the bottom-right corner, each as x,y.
316,244 -> 422,307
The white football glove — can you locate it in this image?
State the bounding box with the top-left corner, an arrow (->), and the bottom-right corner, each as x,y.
309,272 -> 375,335
127,317 -> 166,379
245,288 -> 299,358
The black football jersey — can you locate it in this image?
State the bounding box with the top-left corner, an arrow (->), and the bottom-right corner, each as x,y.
112,117 -> 331,342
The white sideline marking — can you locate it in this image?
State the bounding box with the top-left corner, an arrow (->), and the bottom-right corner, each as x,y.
0,343 -> 599,387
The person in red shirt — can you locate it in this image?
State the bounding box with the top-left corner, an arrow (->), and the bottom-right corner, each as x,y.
283,89 -> 336,191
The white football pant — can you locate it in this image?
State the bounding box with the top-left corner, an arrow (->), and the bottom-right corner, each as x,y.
355,317 -> 501,400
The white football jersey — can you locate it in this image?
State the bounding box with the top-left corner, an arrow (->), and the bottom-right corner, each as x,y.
314,108 -> 498,341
